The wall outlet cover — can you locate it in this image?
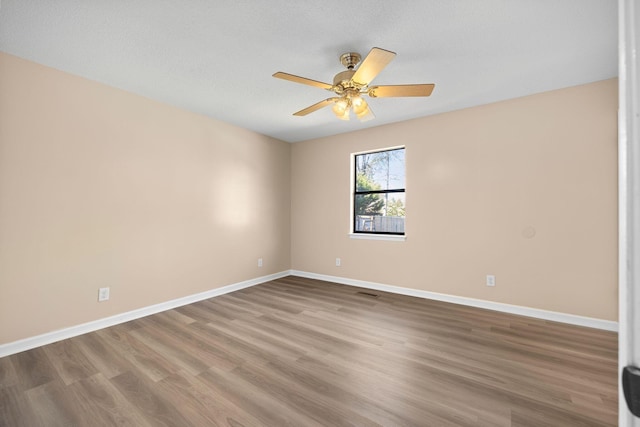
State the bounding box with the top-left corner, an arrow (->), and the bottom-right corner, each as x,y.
98,287 -> 110,302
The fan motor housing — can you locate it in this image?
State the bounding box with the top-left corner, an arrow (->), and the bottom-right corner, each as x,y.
333,70 -> 356,88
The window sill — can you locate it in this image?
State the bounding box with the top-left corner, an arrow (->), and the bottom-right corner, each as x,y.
349,233 -> 406,241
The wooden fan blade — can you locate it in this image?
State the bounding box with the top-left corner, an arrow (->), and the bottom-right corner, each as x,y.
293,98 -> 338,116
273,72 -> 333,90
351,47 -> 396,86
368,84 -> 435,98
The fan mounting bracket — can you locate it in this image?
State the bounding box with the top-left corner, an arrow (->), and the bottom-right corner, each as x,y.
339,52 -> 362,70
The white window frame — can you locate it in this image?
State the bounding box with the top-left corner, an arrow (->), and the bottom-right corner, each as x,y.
349,146 -> 407,241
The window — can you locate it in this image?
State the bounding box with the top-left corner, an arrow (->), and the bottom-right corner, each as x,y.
353,147 -> 405,235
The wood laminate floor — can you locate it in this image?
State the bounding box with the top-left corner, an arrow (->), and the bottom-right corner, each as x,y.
0,276 -> 618,426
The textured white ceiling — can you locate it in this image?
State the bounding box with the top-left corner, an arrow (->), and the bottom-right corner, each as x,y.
0,1 -> 617,142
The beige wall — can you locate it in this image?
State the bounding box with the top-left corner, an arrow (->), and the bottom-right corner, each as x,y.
0,51 -> 618,345
291,79 -> 618,321
0,53 -> 291,344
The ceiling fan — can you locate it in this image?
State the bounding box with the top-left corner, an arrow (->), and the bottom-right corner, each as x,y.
273,47 -> 435,122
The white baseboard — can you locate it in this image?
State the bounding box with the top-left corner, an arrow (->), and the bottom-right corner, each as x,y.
0,271 -> 290,358
1,269 -> 617,358
290,270 -> 618,332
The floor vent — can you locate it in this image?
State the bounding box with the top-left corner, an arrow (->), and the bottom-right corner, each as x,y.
356,291 -> 380,298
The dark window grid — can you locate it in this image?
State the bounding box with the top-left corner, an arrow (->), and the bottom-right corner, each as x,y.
354,189 -> 405,196
352,147 -> 405,236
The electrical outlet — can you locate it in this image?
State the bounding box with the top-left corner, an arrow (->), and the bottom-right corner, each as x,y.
336,257 -> 341,267
486,275 -> 496,287
258,258 -> 263,267
98,287 -> 110,302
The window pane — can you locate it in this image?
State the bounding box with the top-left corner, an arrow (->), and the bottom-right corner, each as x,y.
355,148 -> 405,191
354,193 -> 405,233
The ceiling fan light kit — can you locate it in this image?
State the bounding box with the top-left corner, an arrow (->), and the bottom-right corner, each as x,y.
273,47 -> 435,122
331,92 -> 374,122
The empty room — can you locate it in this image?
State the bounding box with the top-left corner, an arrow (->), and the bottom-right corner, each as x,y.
2,1 -> 639,426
